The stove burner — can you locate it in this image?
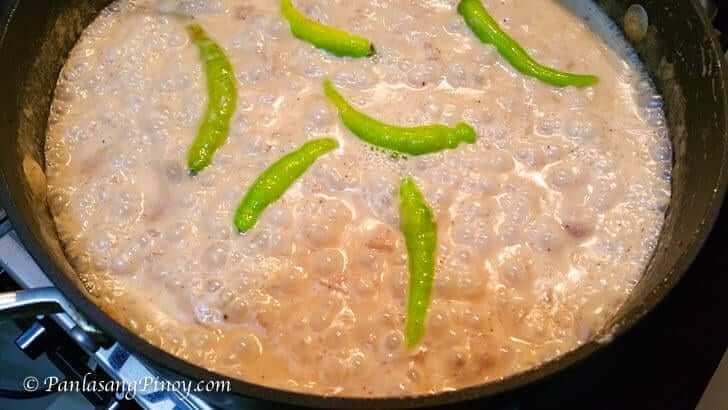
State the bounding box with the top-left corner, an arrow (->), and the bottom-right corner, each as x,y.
0,212 -> 215,410
0,1 -> 726,408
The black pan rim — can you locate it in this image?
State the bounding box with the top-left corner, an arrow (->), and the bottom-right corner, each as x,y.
1,0 -> 727,407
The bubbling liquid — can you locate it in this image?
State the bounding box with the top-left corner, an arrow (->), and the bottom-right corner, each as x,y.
45,0 -> 671,396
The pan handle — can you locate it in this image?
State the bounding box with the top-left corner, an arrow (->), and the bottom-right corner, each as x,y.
0,287 -> 67,319
0,286 -> 96,328
0,287 -> 108,350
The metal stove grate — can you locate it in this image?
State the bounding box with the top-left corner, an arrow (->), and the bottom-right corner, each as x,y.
0,213 -> 214,410
0,1 -> 726,409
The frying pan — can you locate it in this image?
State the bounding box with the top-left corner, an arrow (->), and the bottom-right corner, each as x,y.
0,0 -> 726,408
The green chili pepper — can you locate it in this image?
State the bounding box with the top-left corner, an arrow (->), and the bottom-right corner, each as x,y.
323,80 -> 476,155
186,24 -> 238,173
399,177 -> 438,348
457,0 -> 598,87
234,138 -> 339,233
280,0 -> 374,58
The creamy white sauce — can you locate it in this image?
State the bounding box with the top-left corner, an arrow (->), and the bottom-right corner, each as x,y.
45,0 -> 671,396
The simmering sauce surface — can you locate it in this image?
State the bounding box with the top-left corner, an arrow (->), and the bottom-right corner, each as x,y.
46,0 -> 671,396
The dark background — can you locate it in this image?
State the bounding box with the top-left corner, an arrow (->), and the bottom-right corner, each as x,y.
0,2 -> 724,410
719,3 -> 728,49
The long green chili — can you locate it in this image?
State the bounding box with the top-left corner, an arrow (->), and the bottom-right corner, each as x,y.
280,0 -> 374,58
457,0 -> 598,87
234,138 -> 339,233
186,24 -> 238,173
323,80 -> 476,155
400,177 -> 438,348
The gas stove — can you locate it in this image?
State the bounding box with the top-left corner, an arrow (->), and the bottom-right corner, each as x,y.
0,212 -> 725,410
0,2 -> 726,410
0,213 -> 219,410
0,197 -> 726,410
